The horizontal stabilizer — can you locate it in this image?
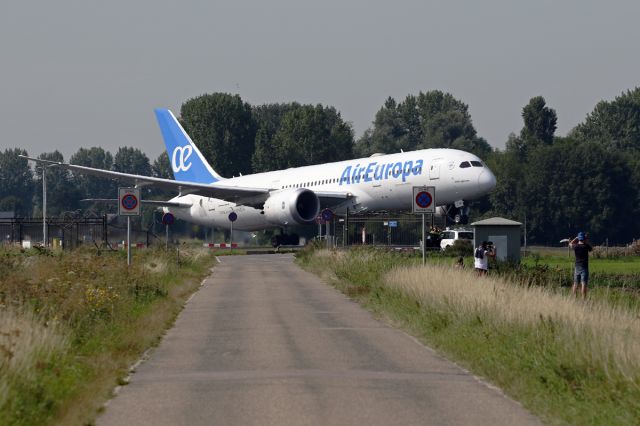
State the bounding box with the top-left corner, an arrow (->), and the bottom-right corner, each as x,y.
81,199 -> 193,208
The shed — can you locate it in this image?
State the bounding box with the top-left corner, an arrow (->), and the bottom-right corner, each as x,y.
471,217 -> 522,262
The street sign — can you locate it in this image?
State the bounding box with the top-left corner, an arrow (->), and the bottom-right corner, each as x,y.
388,220 -> 398,228
162,212 -> 175,226
321,208 -> 334,222
228,212 -> 238,222
119,187 -> 141,216
412,186 -> 436,214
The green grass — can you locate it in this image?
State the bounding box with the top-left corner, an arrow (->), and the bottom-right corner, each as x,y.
0,246 -> 216,426
297,247 -> 640,425
523,253 -> 640,274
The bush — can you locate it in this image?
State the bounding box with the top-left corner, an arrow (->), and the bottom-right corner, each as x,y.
443,239 -> 473,257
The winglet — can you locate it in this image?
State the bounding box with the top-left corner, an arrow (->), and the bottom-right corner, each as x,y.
154,109 -> 223,184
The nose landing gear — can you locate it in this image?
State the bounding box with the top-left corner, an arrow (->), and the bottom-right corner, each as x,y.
446,201 -> 470,225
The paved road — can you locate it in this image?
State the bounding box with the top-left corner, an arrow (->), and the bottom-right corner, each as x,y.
98,254 -> 539,426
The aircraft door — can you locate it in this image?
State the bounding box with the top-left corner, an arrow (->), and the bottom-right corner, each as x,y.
429,162 -> 441,180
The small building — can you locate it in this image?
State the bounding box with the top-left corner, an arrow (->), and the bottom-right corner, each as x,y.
471,217 -> 522,262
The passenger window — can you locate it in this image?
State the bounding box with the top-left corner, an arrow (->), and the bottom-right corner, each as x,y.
459,162 -> 471,168
470,161 -> 483,167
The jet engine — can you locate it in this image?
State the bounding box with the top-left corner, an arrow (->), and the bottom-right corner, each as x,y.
263,188 -> 320,226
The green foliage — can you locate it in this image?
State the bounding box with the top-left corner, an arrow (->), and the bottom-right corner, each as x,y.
70,147 -> 117,205
443,239 -> 473,257
180,93 -> 256,177
251,103 -> 301,172
571,87 -> 640,151
150,151 -> 175,199
520,96 -> 557,148
521,138 -> 634,244
356,91 -> 492,158
0,247 -> 215,425
34,151 -> 82,216
113,146 -> 152,176
271,104 -> 354,168
0,149 -> 34,216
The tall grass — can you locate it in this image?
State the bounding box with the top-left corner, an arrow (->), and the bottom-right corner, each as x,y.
298,248 -> 640,425
0,308 -> 67,415
385,265 -> 640,382
0,246 -> 215,425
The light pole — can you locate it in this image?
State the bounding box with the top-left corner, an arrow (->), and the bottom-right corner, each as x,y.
42,165 -> 47,247
41,164 -> 57,247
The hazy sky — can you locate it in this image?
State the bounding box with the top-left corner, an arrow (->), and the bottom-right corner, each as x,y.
1,0 -> 639,162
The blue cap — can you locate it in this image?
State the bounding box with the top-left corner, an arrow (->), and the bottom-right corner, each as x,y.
577,232 -> 585,241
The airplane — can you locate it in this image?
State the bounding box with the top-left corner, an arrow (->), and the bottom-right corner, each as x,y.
23,109 -> 496,244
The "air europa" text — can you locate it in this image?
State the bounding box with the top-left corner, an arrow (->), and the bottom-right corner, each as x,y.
339,159 -> 424,185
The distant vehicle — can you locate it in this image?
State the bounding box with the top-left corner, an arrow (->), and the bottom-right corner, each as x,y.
440,229 -> 474,250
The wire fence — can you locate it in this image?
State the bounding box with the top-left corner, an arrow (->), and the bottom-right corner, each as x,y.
328,213 -> 447,248
0,217 -> 162,250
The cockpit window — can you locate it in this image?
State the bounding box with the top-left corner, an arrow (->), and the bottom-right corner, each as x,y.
470,161 -> 483,167
459,162 -> 471,168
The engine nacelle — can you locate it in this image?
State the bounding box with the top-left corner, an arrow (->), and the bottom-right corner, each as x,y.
263,188 -> 320,226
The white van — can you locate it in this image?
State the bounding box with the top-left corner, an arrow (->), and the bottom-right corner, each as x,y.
440,229 -> 474,250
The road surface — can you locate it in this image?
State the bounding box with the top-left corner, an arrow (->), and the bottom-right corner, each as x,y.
98,254 -> 539,426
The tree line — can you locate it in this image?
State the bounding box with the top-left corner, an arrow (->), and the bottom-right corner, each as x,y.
1,89 -> 639,244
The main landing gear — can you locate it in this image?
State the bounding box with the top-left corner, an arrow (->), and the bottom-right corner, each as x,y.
271,233 -> 300,247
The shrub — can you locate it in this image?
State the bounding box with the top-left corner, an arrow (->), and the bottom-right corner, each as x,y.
442,239 -> 473,257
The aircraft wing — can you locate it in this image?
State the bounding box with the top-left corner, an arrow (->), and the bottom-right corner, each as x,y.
81,199 -> 194,208
21,156 -> 270,206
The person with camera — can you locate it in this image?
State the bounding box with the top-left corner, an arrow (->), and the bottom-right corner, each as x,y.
569,232 -> 592,299
474,241 -> 495,275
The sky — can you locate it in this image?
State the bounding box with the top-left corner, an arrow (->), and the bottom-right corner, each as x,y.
1,0 -> 639,162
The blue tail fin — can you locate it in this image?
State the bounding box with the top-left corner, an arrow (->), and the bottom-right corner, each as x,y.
154,109 -> 222,183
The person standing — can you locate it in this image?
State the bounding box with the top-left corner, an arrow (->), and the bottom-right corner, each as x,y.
569,232 -> 593,299
474,241 -> 495,275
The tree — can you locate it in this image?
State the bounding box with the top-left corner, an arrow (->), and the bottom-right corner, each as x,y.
113,147 -> 152,176
70,147 -> 116,200
150,151 -> 175,199
355,91 -> 492,158
0,148 -> 34,216
355,97 -> 406,156
251,103 -> 301,172
152,151 -> 173,179
270,104 -> 354,168
180,93 -> 256,177
520,96 -> 557,152
571,87 -> 640,151
34,151 -> 81,216
520,139 -> 635,244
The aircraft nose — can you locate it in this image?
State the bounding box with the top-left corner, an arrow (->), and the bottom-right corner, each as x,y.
478,168 -> 497,193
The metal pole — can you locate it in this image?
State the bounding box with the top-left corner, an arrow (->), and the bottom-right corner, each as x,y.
326,221 -> 330,249
42,165 -> 47,247
422,213 -> 426,265
230,221 -> 233,245
165,224 -> 169,249
127,216 -> 132,265
524,214 -> 527,257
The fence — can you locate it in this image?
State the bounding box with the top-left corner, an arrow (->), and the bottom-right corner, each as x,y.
0,217 -> 162,250
332,213 -> 447,248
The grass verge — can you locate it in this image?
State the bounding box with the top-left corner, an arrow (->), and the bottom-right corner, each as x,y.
297,247 -> 640,425
0,246 -> 215,426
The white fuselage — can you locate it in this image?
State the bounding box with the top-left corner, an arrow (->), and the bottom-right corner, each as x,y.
165,148 -> 496,231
